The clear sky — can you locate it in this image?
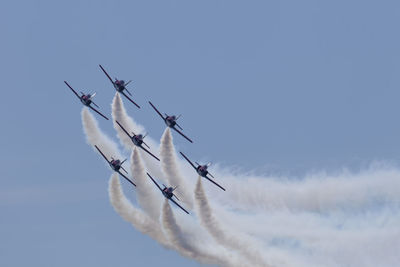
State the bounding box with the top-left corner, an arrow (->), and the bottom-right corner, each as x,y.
1,0 -> 400,266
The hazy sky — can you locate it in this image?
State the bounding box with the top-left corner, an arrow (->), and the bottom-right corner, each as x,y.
1,1 -> 400,266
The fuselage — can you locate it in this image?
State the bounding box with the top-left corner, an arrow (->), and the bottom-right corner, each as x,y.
80,95 -> 92,106
196,165 -> 208,177
165,116 -> 177,128
110,159 -> 121,171
162,187 -> 174,199
132,135 -> 143,146
114,80 -> 126,92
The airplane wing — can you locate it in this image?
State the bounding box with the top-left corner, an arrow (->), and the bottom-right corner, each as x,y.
169,198 -> 190,214
172,127 -> 193,143
179,152 -> 196,170
121,92 -> 140,108
99,64 -> 114,85
204,176 -> 226,191
118,171 -> 137,187
88,105 -> 109,120
64,81 -> 80,99
139,145 -> 160,161
147,172 -> 163,192
148,101 -> 165,120
94,145 -> 109,163
120,166 -> 128,174
115,120 -> 131,138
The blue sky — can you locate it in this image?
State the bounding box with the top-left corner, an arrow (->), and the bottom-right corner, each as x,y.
1,1 -> 400,266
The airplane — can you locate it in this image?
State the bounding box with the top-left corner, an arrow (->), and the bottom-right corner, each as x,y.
148,101 -> 193,143
147,172 -> 189,214
115,120 -> 160,161
94,145 -> 136,187
64,81 -> 109,120
99,64 -> 140,109
179,152 -> 225,191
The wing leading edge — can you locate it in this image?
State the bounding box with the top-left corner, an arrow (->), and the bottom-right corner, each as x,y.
88,105 -> 109,120
172,126 -> 193,143
169,198 -> 190,214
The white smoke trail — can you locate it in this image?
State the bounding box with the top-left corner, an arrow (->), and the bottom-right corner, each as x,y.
111,93 -> 164,179
108,173 -> 172,249
159,128 -> 193,209
194,176 -> 272,267
161,200 -> 241,267
88,96 -> 400,267
130,147 -> 163,221
204,169 -> 400,267
214,166 -> 400,213
81,107 -> 123,160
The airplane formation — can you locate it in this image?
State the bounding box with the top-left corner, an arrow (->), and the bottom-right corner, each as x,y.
65,65 -> 225,214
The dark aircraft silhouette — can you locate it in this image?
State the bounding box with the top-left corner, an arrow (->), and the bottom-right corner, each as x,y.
148,101 -> 193,143
115,120 -> 160,161
64,81 -> 109,120
94,145 -> 136,187
99,64 -> 140,108
180,152 -> 225,191
147,172 -> 189,214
